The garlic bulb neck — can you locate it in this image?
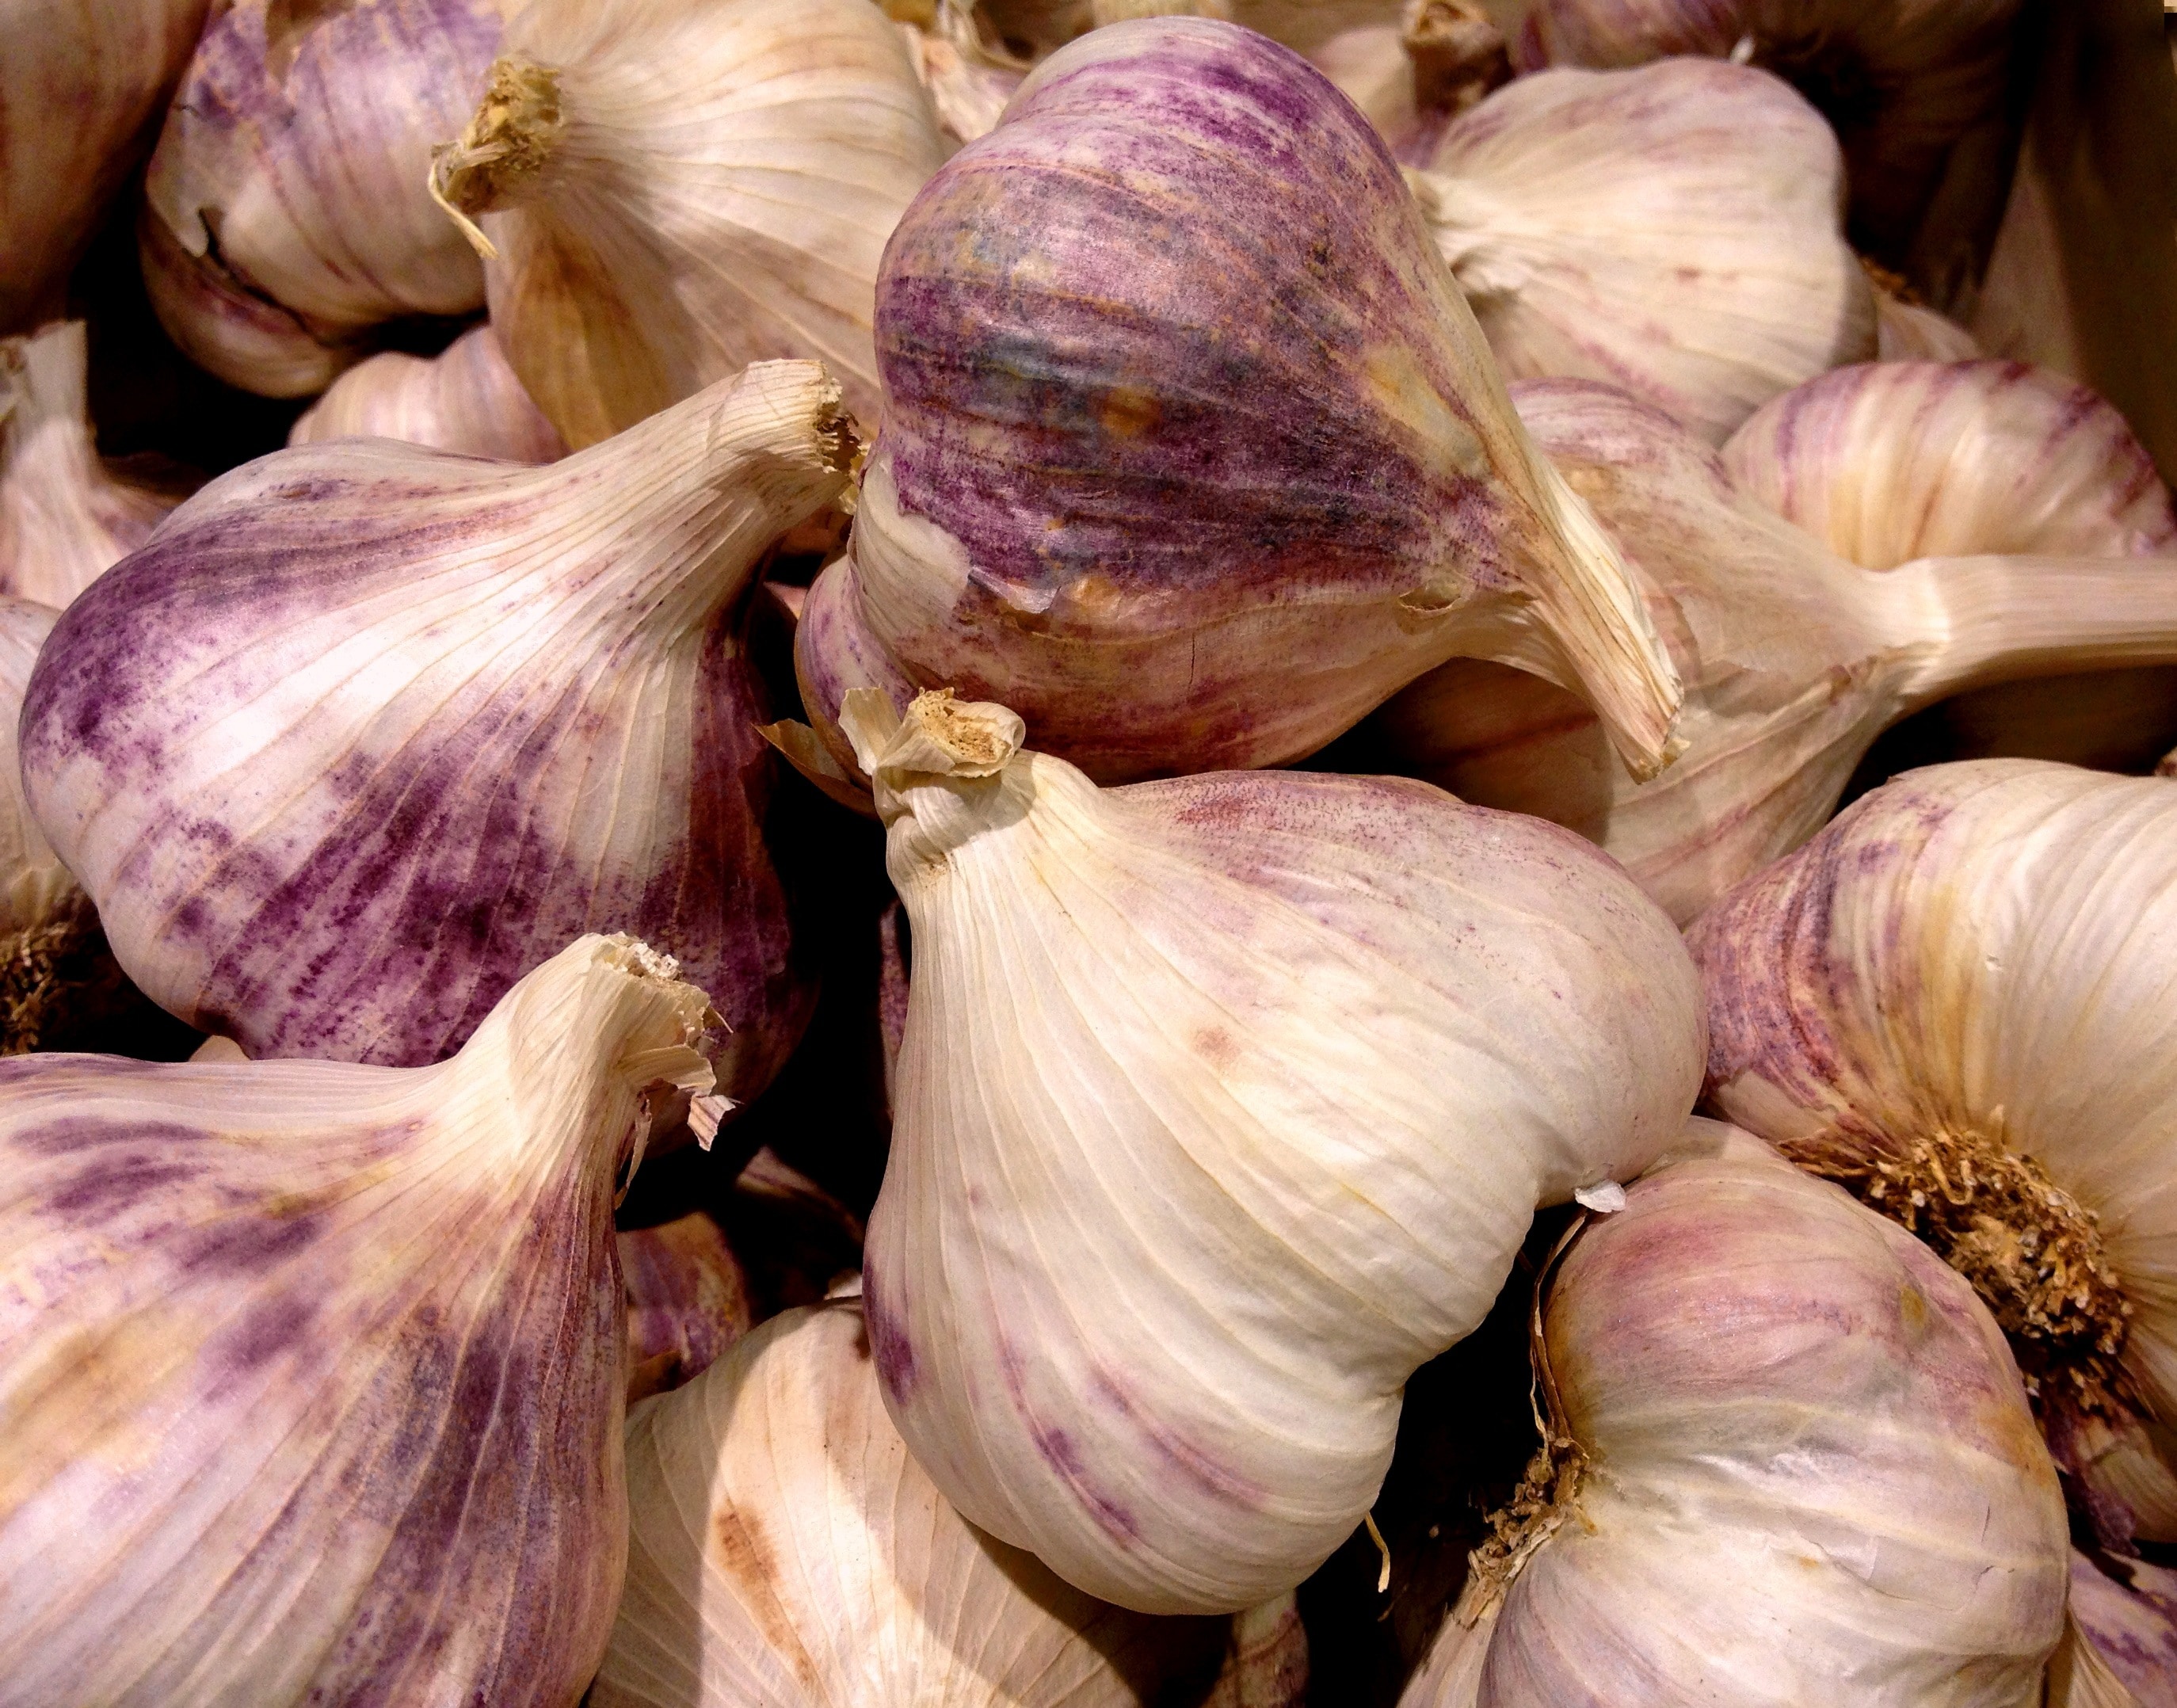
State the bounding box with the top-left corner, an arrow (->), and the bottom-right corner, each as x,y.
431,55 -> 569,246
0,322 -> 177,608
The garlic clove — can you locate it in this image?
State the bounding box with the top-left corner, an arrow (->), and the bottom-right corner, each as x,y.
799,17 -> 1684,787
2059,1550 -> 2177,1708
1406,58 -> 1876,446
1690,761 -> 2177,1550
594,1298 -> 1301,1706
621,1211 -> 753,1404
852,686 -> 1703,1613
0,932 -> 712,1703
0,0 -> 210,331
288,323 -> 567,462
21,360 -> 853,1095
1,322 -> 183,609
1376,379 -> 2177,922
140,0 -> 511,396
430,0 -> 950,448
1400,1125 -> 2069,1705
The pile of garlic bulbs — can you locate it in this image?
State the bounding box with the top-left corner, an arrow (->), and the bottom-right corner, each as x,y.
5,2 -> 2175,1702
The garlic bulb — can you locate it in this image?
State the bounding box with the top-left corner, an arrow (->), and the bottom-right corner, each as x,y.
1520,0 -> 2024,273
1691,761 -> 2177,1549
1725,358 -> 2177,772
141,0 -> 509,397
622,1211 -> 753,1402
0,932 -> 715,1705
1374,379 -> 2177,923
797,17 -> 1683,788
1405,58 -> 1875,445
887,0 -> 1028,146
595,1299 -> 1306,1706
288,323 -> 566,462
2058,1551 -> 2177,1708
430,0 -> 948,448
1,322 -> 181,608
1401,1125 -> 2069,1706
1874,286 -> 1981,363
0,0 -> 209,331
847,687 -> 1703,1613
21,360 -> 852,1094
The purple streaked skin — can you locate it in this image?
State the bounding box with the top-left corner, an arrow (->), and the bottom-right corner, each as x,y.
0,1054 -> 630,1704
20,434 -> 813,1085
812,17 -> 1616,784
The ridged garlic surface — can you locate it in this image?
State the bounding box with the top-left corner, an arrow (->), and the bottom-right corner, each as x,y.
0,933 -> 715,1706
1405,58 -> 1874,446
797,17 -> 1683,788
21,360 -> 850,1092
595,1299 -> 1305,1706
0,0 -> 210,331
1874,288 -> 1981,363
1401,1127 -> 2068,1706
620,1210 -> 753,1402
2059,1552 -> 2177,1708
1376,379 -> 2177,923
0,322 -> 180,609
890,0 -> 1028,145
1725,359 -> 2177,772
140,0 -> 509,397
288,323 -> 566,462
848,688 -> 1703,1614
1691,762 -> 2177,1550
431,0 -> 948,446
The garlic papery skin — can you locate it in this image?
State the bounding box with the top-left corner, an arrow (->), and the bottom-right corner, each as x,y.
1400,1126 -> 2069,1707
886,0 -> 1028,146
1875,288 -> 1982,363
288,323 -> 567,462
1405,58 -> 1876,446
848,687 -> 1703,1614
1689,761 -> 2177,1546
2058,1551 -> 2177,1708
140,0 -> 509,397
593,1299 -> 1300,1706
1520,0 -> 2024,278
1374,379 -> 2177,924
0,932 -> 715,1706
430,0 -> 948,448
620,1210 -> 753,1403
21,360 -> 852,1091
0,322 -> 181,608
0,0 -> 210,331
798,17 -> 1684,787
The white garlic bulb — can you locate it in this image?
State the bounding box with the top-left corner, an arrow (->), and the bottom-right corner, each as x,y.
0,0 -> 209,331
846,687 -> 1703,1614
431,0 -> 948,447
141,0 -> 511,397
288,323 -> 566,462
1725,357 -> 2177,772
1691,761 -> 2177,1551
0,321 -> 181,609
0,932 -> 715,1704
1405,58 -> 1875,445
1376,379 -> 2177,923
21,360 -> 850,1094
1401,1125 -> 2069,1706
596,1298 -> 1307,1706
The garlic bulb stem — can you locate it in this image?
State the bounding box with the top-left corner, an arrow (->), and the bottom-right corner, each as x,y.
429,55 -> 566,258
1890,555 -> 2177,705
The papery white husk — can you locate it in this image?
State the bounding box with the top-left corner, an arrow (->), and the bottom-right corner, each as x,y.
593,1298 -> 1305,1706
0,322 -> 181,608
848,687 -> 1703,1614
0,0 -> 209,330
1401,1126 -> 2069,1706
1725,358 -> 2177,771
887,0 -> 1028,146
2054,1550 -> 2177,1708
431,0 -> 948,446
0,933 -> 715,1704
1375,379 -> 2177,923
1691,761 -> 2177,1546
21,360 -> 849,1087
1405,58 -> 1875,445
140,0 -> 511,396
288,323 -> 566,462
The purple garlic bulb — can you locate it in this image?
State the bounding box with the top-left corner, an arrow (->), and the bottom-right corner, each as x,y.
797,16 -> 1683,787
21,360 -> 853,1100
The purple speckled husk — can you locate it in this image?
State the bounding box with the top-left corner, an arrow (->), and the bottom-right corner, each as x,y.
802,17 -> 1673,784
19,367 -> 843,1087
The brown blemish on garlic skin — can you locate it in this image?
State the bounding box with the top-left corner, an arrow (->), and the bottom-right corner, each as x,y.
709,1503 -> 822,1690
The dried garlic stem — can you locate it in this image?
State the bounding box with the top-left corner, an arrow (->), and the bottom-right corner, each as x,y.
0,913 -> 116,1053
1787,1126 -> 2133,1412
429,55 -> 566,258
1892,555 -> 2177,707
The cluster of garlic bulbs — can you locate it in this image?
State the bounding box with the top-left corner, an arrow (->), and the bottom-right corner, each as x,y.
10,2 -> 2177,1702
